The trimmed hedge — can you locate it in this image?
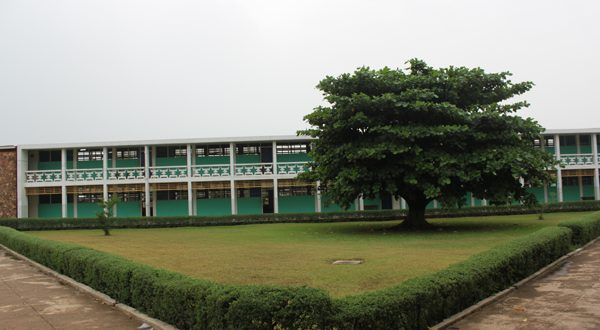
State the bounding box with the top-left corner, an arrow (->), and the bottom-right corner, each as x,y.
332,226 -> 573,329
2,200 -> 600,231
559,211 -> 600,246
0,227 -> 333,329
0,222 -> 581,329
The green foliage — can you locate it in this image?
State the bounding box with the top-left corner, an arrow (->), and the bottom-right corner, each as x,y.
4,211 -> 600,329
559,211 -> 600,246
0,226 -> 333,330
2,201 -> 600,231
96,195 -> 119,236
333,226 -> 573,329
300,59 -> 555,226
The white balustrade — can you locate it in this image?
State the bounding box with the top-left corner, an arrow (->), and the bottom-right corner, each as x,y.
192,164 -> 230,177
66,169 -> 104,181
560,154 -> 595,166
25,170 -> 62,183
276,162 -> 310,175
149,166 -> 189,179
107,167 -> 145,180
235,163 -> 274,176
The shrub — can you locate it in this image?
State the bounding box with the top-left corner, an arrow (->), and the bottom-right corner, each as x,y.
2,200 -> 600,232
558,211 -> 600,246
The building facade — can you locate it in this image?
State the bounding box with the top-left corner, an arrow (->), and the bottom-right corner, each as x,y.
3,128 -> 600,219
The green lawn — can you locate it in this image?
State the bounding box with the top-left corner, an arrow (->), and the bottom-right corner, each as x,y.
31,211 -> 591,297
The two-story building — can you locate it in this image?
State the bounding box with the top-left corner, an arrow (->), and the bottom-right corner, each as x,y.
2,128 -> 599,219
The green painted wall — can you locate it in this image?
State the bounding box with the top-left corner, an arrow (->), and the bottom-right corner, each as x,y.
545,146 -> 555,154
118,202 -> 142,217
277,154 -> 310,163
38,204 -> 63,218
560,146 -> 578,155
363,197 -> 381,210
197,198 -> 232,216
237,197 -> 262,215
156,157 -> 186,166
77,203 -> 102,218
279,195 -> 315,213
156,200 -> 188,216
116,159 -> 140,168
321,195 -> 356,212
528,187 -> 545,203
77,161 -> 103,169
196,156 -> 229,165
580,145 -> 592,153
562,185 -> 580,202
236,155 -> 260,164
583,184 -> 595,199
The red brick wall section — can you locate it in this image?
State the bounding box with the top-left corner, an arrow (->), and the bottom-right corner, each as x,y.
0,148 -> 17,218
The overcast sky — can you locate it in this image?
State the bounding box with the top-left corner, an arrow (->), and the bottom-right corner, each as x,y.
1,0 -> 598,145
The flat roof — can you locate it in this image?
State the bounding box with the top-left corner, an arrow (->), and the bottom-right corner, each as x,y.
19,135 -> 313,150
543,128 -> 600,134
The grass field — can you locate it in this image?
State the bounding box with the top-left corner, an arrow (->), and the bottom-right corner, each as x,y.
31,211 -> 591,297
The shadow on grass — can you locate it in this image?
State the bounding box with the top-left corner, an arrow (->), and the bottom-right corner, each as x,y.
318,219 -> 525,237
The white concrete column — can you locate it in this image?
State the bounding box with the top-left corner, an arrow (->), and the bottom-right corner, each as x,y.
592,134 -> 600,200
73,192 -> 78,218
230,143 -> 237,215
392,196 -> 401,210
191,145 -> 197,216
61,149 -> 67,218
555,134 -> 563,202
482,199 -> 488,206
151,146 -> 157,216
102,147 -> 108,202
16,147 -> 28,218
433,200 -> 438,209
543,184 -> 549,204
272,141 -> 278,213
400,198 -> 407,209
144,146 -> 151,217
315,180 -> 322,212
357,196 -> 364,211
470,193 -> 475,207
186,144 -> 193,216
111,147 -> 117,216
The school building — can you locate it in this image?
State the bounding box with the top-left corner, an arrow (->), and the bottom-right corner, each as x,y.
0,128 -> 599,219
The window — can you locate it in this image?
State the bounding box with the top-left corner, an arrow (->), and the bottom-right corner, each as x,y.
156,146 -> 187,158
533,139 -> 541,147
199,144 -> 230,157
77,194 -> 103,203
39,150 -> 62,162
156,190 -> 188,200
77,149 -> 103,161
278,186 -> 314,197
237,188 -> 261,198
196,189 -> 231,199
562,177 -> 578,186
39,194 -> 61,204
276,143 -> 310,154
560,135 -> 576,147
582,176 -> 594,185
580,135 -> 591,146
544,137 -> 554,147
115,148 -> 139,160
238,145 -> 260,155
117,192 -> 141,201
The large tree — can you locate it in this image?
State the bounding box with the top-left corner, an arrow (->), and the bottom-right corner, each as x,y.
299,59 -> 555,228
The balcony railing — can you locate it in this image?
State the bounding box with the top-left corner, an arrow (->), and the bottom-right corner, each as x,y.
560,154 -> 595,166
235,163 -> 274,176
276,162 -> 310,175
66,169 -> 103,181
25,170 -> 62,183
149,166 -> 189,179
24,161 -> 311,184
192,164 -> 230,177
107,167 -> 145,180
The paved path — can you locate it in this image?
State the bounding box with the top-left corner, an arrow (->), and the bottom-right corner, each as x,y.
0,249 -> 140,330
450,240 -> 600,330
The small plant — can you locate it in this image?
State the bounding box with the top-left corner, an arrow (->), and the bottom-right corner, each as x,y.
97,195 -> 119,236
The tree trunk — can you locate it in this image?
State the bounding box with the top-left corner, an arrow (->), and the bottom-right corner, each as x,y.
401,195 -> 431,229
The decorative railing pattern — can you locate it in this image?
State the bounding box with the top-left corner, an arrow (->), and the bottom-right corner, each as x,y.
235,163 -> 274,176
25,170 -> 62,183
149,166 -> 189,179
560,154 -> 595,166
107,167 -> 145,180
192,164 -> 230,177
277,162 -> 310,175
24,161 -> 312,184
66,169 -> 104,181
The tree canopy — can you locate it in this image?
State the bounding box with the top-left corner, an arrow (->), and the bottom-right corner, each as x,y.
299,59 -> 555,228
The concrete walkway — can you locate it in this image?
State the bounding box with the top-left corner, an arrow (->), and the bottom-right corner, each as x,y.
0,249 -> 140,330
450,240 -> 600,330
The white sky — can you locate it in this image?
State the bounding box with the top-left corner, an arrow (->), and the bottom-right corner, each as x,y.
1,0 -> 599,145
